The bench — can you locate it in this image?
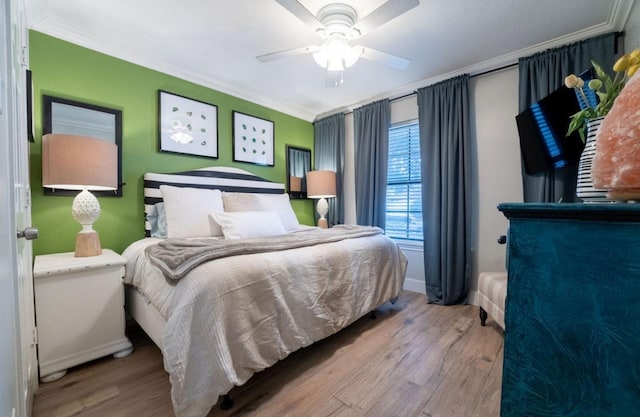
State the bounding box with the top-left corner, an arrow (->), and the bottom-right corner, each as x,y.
477,271 -> 507,329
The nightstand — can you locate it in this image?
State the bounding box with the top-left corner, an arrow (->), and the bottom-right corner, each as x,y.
33,249 -> 133,382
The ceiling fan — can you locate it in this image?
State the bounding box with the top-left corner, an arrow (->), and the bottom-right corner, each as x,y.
257,0 -> 419,86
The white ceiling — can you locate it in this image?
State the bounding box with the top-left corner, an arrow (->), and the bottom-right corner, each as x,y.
26,0 -> 635,121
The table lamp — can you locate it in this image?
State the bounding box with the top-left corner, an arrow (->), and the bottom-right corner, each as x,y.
42,133 -> 118,257
306,170 -> 336,229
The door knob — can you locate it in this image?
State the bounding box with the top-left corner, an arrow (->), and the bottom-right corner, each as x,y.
17,227 -> 39,240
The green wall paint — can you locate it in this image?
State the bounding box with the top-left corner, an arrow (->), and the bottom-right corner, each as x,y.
29,31 -> 315,256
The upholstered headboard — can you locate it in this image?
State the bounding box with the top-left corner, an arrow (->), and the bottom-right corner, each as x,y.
143,166 -> 285,237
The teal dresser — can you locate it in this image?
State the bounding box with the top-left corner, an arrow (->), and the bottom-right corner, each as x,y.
498,203 -> 640,417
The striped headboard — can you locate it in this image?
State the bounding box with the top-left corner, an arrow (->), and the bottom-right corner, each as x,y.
144,166 -> 285,237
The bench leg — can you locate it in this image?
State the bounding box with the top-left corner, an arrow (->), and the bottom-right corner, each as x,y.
220,394 -> 234,410
479,307 -> 488,327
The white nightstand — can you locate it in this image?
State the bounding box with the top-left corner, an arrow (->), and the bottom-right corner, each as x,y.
33,249 -> 133,382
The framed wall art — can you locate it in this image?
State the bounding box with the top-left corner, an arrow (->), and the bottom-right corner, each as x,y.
43,95 -> 123,197
158,90 -> 218,158
232,111 -> 274,166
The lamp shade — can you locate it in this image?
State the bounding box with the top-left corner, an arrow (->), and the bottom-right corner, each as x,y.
289,176 -> 303,192
42,133 -> 117,190
306,170 -> 336,198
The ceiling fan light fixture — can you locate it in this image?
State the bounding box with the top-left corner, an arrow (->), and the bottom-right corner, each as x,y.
343,45 -> 362,68
313,37 -> 360,70
326,57 -> 345,71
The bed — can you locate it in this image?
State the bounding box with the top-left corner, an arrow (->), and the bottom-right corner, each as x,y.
122,166 -> 408,417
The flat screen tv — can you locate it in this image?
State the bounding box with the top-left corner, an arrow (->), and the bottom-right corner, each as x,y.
516,69 -> 597,174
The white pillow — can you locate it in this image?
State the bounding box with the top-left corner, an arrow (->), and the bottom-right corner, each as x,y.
160,185 -> 224,238
210,211 -> 286,239
256,193 -> 300,231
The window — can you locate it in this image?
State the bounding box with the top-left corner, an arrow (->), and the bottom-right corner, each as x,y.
385,120 -> 423,241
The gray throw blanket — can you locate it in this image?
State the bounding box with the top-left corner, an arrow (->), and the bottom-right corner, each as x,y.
146,224 -> 383,281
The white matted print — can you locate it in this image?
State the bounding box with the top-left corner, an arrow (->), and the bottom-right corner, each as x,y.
159,90 -> 218,158
232,111 -> 274,166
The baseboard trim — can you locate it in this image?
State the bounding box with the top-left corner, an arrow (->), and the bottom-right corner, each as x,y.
466,290 -> 480,306
402,281 -> 487,303
403,277 -> 425,294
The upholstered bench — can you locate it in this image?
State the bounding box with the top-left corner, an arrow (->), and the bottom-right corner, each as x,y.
477,272 -> 507,329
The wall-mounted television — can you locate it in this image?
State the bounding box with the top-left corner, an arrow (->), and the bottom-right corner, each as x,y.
515,69 -> 596,174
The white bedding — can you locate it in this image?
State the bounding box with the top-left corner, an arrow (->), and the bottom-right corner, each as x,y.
123,230 -> 407,417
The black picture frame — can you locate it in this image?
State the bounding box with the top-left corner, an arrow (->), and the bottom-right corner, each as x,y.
286,145 -> 311,199
158,90 -> 219,159
232,111 -> 275,166
43,95 -> 123,197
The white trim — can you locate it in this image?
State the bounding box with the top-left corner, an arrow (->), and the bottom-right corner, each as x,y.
403,277 -> 425,294
26,0 -> 633,123
394,239 -> 423,251
27,16 -> 317,122
466,290 -> 480,306
317,0 -> 634,119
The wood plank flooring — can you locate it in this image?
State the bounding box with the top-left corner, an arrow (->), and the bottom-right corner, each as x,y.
32,291 -> 504,417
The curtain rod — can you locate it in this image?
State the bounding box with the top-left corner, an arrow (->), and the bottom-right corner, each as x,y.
340,30 -> 624,118
342,63 -> 517,116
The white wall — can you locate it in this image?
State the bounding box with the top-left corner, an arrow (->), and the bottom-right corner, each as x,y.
341,6 -> 640,301
342,69 -> 523,299
468,67 -> 523,303
344,113 -> 356,224
625,0 -> 640,52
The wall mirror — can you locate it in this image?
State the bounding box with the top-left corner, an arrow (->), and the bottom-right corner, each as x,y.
286,145 -> 311,199
43,95 -> 123,196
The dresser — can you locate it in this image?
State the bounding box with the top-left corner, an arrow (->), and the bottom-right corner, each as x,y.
498,203 -> 640,417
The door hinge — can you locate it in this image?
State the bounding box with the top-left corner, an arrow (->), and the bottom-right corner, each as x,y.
21,46 -> 28,67
32,327 -> 37,346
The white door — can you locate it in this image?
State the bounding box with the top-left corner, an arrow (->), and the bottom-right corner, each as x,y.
0,0 -> 38,416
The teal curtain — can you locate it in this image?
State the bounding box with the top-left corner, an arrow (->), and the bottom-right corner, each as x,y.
353,99 -> 390,228
313,113 -> 345,225
519,32 -> 617,202
418,75 -> 471,305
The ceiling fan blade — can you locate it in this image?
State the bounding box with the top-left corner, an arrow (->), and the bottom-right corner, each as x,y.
358,46 -> 410,70
256,45 -> 320,62
354,0 -> 420,36
274,0 -> 324,32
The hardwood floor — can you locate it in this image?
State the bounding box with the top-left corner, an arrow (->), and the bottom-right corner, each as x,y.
32,291 -> 504,417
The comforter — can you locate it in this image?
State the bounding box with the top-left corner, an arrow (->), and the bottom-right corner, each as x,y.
123,229 -> 407,417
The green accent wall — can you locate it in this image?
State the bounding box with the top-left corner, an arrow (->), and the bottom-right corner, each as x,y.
29,31 -> 315,256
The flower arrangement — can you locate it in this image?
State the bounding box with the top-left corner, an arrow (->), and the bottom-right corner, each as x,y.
565,49 -> 640,142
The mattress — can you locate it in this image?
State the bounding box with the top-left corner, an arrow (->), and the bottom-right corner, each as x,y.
123,231 -> 407,417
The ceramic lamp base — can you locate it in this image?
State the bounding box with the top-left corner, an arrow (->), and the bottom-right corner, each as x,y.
75,231 -> 102,257
316,197 -> 330,228
317,218 -> 328,229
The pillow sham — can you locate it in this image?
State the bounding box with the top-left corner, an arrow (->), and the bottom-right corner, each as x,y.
221,192 -> 262,212
210,211 -> 286,239
160,185 -> 224,238
256,193 -> 300,231
147,202 -> 168,238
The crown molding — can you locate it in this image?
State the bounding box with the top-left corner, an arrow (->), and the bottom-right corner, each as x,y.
26,0 -> 635,123
27,16 -> 317,122
322,0 -> 635,119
